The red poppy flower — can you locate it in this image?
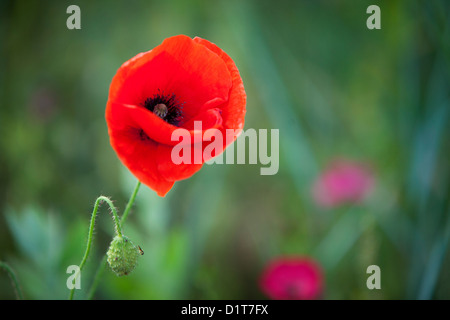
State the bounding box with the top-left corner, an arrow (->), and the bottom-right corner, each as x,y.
259,256 -> 324,300
105,35 -> 246,196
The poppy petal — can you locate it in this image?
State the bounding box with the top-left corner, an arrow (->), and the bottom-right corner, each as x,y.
107,125 -> 174,197
193,37 -> 246,136
109,35 -> 232,123
156,144 -> 204,182
106,101 -> 224,147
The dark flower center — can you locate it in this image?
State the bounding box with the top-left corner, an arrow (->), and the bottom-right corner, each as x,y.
143,91 -> 183,126
153,103 -> 168,119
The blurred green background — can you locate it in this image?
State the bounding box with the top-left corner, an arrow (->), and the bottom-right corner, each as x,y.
0,0 -> 449,300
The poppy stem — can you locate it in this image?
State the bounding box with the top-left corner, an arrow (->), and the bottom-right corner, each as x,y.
69,195 -> 122,300
0,261 -> 24,300
77,180 -> 141,300
120,180 -> 141,228
86,255 -> 107,300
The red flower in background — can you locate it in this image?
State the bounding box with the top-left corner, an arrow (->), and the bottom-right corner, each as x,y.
106,35 -> 246,196
260,257 -> 324,300
312,159 -> 374,208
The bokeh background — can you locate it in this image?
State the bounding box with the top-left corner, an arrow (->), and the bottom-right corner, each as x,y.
1,0 -> 449,300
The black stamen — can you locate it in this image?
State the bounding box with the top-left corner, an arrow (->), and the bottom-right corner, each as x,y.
143,90 -> 183,126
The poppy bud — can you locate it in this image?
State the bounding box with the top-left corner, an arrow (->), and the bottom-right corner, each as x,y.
106,235 -> 140,276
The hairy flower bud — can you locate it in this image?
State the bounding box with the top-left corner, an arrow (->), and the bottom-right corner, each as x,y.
106,235 -> 140,276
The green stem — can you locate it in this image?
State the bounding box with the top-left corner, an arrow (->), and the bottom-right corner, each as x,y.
85,180 -> 141,300
0,261 -> 24,300
86,255 -> 107,300
121,181 -> 141,227
69,195 -> 122,300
